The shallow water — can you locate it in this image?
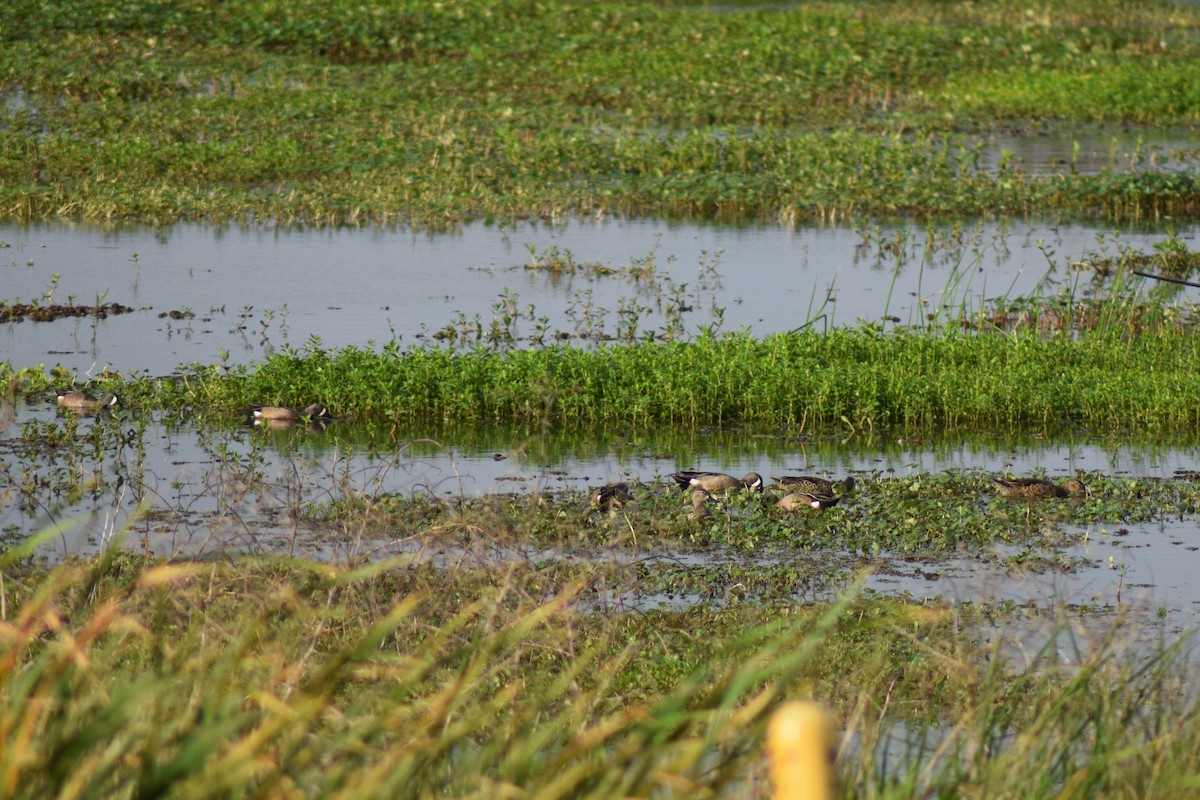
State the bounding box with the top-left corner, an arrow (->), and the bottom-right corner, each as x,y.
3,217 -> 1200,636
5,397 -> 1200,634
1,217 -> 1194,376
979,128 -> 1199,176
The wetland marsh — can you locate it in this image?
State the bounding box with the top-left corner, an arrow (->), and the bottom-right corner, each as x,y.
5,0 -> 1200,796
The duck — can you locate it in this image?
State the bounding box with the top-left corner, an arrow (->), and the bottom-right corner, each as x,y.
670,470 -> 763,493
775,491 -> 841,511
55,389 -> 118,413
251,403 -> 330,423
991,476 -> 1088,500
773,475 -> 855,495
687,488 -> 712,520
590,483 -> 632,509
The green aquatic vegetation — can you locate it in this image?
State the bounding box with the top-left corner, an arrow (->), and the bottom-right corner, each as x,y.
1,0 -> 1200,226
318,470 -> 1172,571
2,409 -> 147,521
941,60 -> 1200,125
1081,231 -> 1200,282
522,244 -> 615,276
423,245 -> 722,347
9,291 -> 1200,430
60,315 -> 1200,430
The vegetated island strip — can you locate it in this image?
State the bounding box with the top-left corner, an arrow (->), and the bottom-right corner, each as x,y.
11,325 -> 1198,429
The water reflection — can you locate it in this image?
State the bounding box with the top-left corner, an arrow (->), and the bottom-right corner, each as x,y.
977,128 -> 1200,176
1,217 -> 1193,376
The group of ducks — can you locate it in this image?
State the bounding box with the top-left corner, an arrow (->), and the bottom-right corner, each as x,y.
590,470 -> 1090,519
673,470 -> 856,514
589,470 -> 858,519
55,389 -> 330,428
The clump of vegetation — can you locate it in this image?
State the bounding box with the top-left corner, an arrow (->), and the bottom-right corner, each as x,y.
9,307 -> 1198,429
322,470 -> 1181,565
0,300 -> 134,322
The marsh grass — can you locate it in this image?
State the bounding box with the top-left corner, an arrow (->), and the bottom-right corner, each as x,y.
6,288 -> 1200,431
2,1 -> 1200,226
26,309 -> 1199,429
0,552 -> 854,798
2,553 -> 1199,798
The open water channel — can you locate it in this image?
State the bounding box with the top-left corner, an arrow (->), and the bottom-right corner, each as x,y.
3,215 -> 1200,642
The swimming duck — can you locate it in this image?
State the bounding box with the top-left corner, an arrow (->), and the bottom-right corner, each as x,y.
55,389 -> 118,413
251,403 -> 330,423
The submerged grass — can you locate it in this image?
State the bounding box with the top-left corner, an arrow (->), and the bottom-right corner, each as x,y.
1,554 -> 1198,798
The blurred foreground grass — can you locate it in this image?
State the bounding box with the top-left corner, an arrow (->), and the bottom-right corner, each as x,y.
2,550 -> 1198,798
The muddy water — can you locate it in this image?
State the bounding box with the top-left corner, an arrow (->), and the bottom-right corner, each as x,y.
1,217 -> 1194,376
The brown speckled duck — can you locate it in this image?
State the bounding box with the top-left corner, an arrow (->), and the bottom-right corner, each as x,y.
992,476 -> 1088,500
773,475 -> 855,495
251,403 -> 330,423
687,488 -> 712,520
775,491 -> 841,511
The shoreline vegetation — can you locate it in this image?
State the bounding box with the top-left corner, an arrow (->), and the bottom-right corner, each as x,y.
6,1 -> 1200,795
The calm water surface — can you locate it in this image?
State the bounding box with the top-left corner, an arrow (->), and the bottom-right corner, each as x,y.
2,217 -> 1195,375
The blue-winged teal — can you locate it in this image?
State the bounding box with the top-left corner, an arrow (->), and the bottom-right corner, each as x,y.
670,471 -> 763,493
55,389 -> 118,413
773,475 -> 855,495
992,477 -> 1088,500
252,403 -> 329,423
775,491 -> 840,511
590,483 -> 633,509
